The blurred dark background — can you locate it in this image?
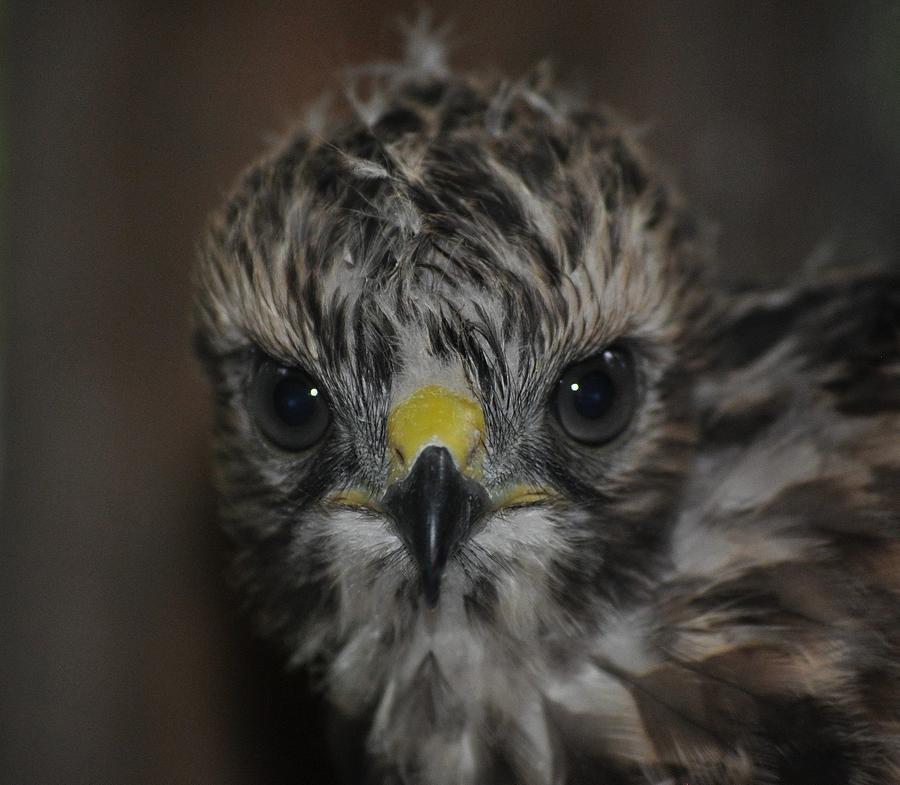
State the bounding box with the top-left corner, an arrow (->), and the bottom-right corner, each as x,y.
2,2 -> 899,783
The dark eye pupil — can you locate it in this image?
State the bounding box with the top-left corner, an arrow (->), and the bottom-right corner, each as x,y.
251,360 -> 330,450
272,377 -> 319,427
570,370 -> 615,420
552,347 -> 636,445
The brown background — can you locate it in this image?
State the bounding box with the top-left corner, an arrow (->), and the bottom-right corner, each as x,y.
3,2 -> 899,783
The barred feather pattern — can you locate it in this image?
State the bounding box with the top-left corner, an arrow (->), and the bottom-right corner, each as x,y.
194,38 -> 900,785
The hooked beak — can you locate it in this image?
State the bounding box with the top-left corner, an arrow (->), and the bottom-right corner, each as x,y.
382,445 -> 490,607
381,385 -> 488,607
328,384 -> 555,606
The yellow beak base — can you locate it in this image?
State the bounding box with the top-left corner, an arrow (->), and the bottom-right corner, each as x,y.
386,385 -> 485,479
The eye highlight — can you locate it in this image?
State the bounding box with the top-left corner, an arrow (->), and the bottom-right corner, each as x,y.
552,348 -> 637,445
250,360 -> 330,450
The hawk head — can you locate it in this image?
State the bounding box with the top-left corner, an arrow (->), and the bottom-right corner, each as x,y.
191,40 -> 900,785
194,49 -> 705,776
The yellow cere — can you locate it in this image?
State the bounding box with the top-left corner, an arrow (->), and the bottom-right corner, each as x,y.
387,385 -> 485,479
327,488 -> 380,511
493,484 -> 556,510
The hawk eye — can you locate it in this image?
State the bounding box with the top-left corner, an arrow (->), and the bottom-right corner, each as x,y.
251,360 -> 330,450
552,348 -> 637,445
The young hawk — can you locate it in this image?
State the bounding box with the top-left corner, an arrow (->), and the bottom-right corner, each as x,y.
194,35 -> 900,785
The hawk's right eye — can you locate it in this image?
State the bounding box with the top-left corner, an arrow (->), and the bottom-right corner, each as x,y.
250,360 -> 330,450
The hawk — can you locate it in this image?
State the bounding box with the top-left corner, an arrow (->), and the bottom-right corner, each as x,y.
194,34 -> 900,785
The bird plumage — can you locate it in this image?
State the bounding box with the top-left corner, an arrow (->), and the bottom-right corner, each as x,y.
194,33 -> 900,785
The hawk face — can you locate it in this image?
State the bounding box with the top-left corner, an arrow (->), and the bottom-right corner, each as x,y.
196,49 -> 900,785
195,65 -> 703,774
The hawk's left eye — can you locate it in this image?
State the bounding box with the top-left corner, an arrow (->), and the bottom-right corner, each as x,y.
250,360 -> 330,450
552,347 -> 637,445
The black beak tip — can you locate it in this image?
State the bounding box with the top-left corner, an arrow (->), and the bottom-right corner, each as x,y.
422,575 -> 441,609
